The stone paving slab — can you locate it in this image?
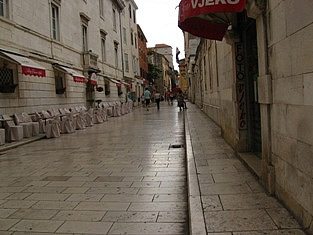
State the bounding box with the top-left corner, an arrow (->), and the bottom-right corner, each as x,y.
0,104 -> 187,234
185,103 -> 306,235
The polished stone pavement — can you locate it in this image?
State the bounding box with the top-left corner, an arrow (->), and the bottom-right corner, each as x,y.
185,103 -> 306,235
0,103 -> 187,234
0,102 -> 307,235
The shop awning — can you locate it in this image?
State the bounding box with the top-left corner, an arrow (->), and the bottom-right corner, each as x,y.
108,78 -> 121,87
178,0 -> 246,41
53,64 -> 86,83
99,74 -> 122,87
121,80 -> 131,87
0,51 -> 46,77
88,73 -> 97,86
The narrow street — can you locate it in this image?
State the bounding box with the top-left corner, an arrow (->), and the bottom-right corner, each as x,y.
0,103 -> 308,234
0,104 -> 187,234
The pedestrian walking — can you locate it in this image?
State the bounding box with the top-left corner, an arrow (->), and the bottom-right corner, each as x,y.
170,92 -> 174,105
166,91 -> 171,105
154,91 -> 161,110
176,90 -> 185,111
144,88 -> 151,111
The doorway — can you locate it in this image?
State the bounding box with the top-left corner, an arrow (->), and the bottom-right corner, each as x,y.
238,12 -> 262,157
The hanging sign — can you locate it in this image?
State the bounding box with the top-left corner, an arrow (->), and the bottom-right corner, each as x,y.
178,0 -> 246,40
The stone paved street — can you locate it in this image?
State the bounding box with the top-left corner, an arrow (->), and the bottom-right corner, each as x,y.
0,104 -> 187,234
0,102 -> 308,235
185,103 -> 306,235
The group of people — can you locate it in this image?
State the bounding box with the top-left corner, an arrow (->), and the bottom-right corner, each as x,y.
141,88 -> 187,111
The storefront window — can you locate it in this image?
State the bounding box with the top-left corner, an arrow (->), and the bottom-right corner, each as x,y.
0,0 -> 8,18
54,70 -> 66,94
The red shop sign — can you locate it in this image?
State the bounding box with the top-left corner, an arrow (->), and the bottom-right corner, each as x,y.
22,66 -> 46,77
178,0 -> 246,41
88,80 -> 97,86
73,76 -> 86,83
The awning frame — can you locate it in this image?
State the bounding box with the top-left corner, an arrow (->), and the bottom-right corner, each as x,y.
0,50 -> 46,77
53,64 -> 86,83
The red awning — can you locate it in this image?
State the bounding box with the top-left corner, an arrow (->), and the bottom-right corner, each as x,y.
178,0 -> 246,41
1,51 -> 46,77
108,78 -> 121,87
88,73 -> 98,86
88,80 -> 97,86
53,64 -> 86,83
73,76 -> 86,83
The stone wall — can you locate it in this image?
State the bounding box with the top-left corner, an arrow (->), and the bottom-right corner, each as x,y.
0,0 -> 128,115
267,0 -> 313,231
187,0 -> 313,232
194,40 -> 237,148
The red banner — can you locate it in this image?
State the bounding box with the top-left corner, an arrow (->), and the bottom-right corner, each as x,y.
22,66 -> 46,77
88,80 -> 97,86
179,0 -> 246,40
116,83 -> 121,87
73,76 -> 86,83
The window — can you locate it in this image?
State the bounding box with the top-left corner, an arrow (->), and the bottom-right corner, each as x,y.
134,34 -> 137,49
124,53 -> 129,72
99,0 -> 104,17
0,60 -> 16,94
129,5 -> 131,18
104,80 -> 110,95
0,0 -> 8,18
82,24 -> 88,51
133,56 -> 138,75
123,27 -> 127,44
133,10 -> 136,23
117,85 -> 122,96
100,32 -> 106,62
131,31 -> 133,45
113,9 -> 117,31
114,42 -> 119,68
51,4 -> 60,41
54,70 -> 66,95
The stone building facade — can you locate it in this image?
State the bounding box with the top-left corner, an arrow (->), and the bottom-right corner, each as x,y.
137,24 -> 148,92
150,44 -> 176,91
120,0 -> 141,105
0,0 -> 139,115
184,0 -> 313,233
178,59 -> 187,95
153,44 -> 174,70
147,50 -> 171,95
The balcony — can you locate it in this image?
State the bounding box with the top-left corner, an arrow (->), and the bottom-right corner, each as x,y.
82,51 -> 99,72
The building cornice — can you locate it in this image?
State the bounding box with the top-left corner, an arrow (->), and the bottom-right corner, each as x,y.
126,0 -> 138,10
113,0 -> 125,10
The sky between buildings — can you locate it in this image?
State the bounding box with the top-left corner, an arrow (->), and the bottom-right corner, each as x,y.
135,0 -> 185,70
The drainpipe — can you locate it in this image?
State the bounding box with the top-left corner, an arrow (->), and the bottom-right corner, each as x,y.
118,11 -> 126,102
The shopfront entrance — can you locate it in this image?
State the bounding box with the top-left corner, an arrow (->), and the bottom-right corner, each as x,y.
237,11 -> 262,157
